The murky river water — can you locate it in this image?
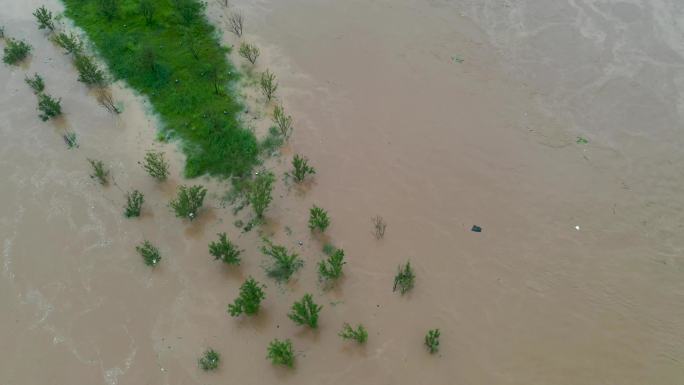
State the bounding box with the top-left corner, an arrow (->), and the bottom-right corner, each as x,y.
1,0 -> 683,384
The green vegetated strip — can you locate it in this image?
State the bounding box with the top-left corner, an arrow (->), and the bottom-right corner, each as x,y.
62,0 -> 258,178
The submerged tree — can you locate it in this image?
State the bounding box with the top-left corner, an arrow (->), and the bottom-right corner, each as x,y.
198,348 -> 220,371
88,159 -> 109,185
267,339 -> 294,368
248,171 -> 275,220
425,329 -> 440,354
3,39 -> 32,65
141,150 -> 169,181
238,42 -> 259,65
339,323 -> 368,344
37,93 -> 62,121
53,32 -> 83,55
136,240 -> 160,267
209,232 -> 241,265
318,248 -> 345,283
308,205 -> 330,232
371,215 -> 387,239
228,12 -> 244,37
33,6 -> 55,32
393,261 -> 415,295
74,55 -> 107,86
227,277 -> 265,317
260,70 -> 278,101
291,154 -> 315,183
124,190 -> 144,218
288,293 -> 322,329
24,73 -> 45,94
170,184 -> 207,220
272,104 -> 293,139
262,238 -> 303,283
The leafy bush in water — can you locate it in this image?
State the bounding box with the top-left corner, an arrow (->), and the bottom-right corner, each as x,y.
33,6 -> 55,31
228,277 -> 265,316
272,104 -> 293,139
260,70 -> 277,101
318,248 -> 345,283
238,42 -> 259,65
291,154 -> 314,183
262,238 -> 303,283
288,293 -> 322,329
74,55 -> 107,86
53,32 -> 83,55
124,190 -> 144,218
209,232 -> 241,265
308,205 -> 330,232
248,171 -> 275,220
267,339 -> 294,368
170,184 -> 207,220
37,93 -> 62,121
3,39 -> 32,65
25,73 -> 45,94
393,261 -> 415,295
198,348 -> 220,371
425,329 -> 440,354
339,323 -> 368,344
88,159 -> 109,185
137,240 -> 160,267
141,150 -> 169,181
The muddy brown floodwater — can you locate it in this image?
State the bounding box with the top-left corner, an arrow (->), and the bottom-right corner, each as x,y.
2,0 -> 684,384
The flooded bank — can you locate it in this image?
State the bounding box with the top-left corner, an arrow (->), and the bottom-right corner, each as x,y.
2,0 -> 683,384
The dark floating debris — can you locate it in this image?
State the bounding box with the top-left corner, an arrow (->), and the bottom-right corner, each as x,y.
471,225 -> 482,233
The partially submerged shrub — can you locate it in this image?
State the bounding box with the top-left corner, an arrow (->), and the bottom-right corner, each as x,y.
288,293 -> 322,329
371,215 -> 387,239
209,232 -> 241,265
137,240 -> 160,267
63,131 -> 78,148
318,248 -> 345,282
96,89 -> 120,114
33,6 -> 55,31
198,348 -> 220,371
262,238 -> 303,283
3,39 -> 32,65
260,70 -> 277,101
124,190 -> 144,218
272,104 -> 293,139
393,261 -> 415,295
258,126 -> 284,156
308,205 -> 330,232
37,93 -> 62,121
291,154 -> 314,183
170,185 -> 207,220
88,159 -> 109,185
74,55 -> 107,86
267,339 -> 294,368
248,171 -> 274,220
228,277 -> 265,316
24,73 -> 45,94
238,42 -> 259,65
228,12 -> 244,37
339,323 -> 368,344
0,26 -> 4,39
53,32 -> 83,55
425,329 -> 440,354
141,150 -> 169,181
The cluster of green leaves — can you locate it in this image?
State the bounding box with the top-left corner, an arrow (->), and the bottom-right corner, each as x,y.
260,70 -> 278,101
170,184 -> 207,220
25,73 -> 45,94
37,93 -> 62,121
262,238 -> 303,283
209,232 -> 241,265
318,248 -> 345,282
393,261 -> 415,295
88,158 -> 109,185
62,0 -> 258,178
288,293 -> 322,329
248,171 -> 275,220
272,104 -> 293,139
267,339 -> 294,368
141,150 -> 169,181
425,329 -> 440,354
124,190 -> 144,218
291,154 -> 314,183
339,323 -> 367,344
228,277 -> 265,317
137,240 -> 161,267
198,348 -> 220,371
238,42 -> 259,65
308,205 -> 330,232
3,38 -> 32,65
33,6 -> 55,31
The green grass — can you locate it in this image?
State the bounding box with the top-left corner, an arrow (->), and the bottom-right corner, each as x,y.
62,0 -> 258,178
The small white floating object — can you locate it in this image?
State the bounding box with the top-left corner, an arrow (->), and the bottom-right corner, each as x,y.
575,225 -> 580,231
